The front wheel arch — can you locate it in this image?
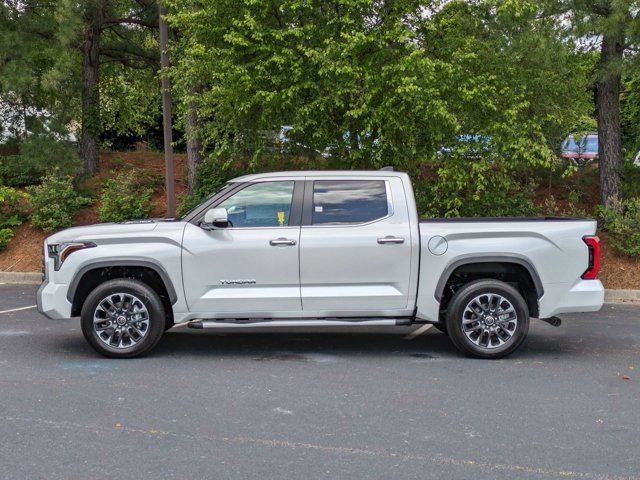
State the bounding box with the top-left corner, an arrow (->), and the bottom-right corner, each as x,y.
69,263 -> 175,329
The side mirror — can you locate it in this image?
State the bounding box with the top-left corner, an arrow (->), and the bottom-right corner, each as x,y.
201,207 -> 229,230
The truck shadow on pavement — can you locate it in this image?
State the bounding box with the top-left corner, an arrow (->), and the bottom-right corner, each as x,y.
146,327 -> 590,360
52,322 -> 628,361
154,329 -> 458,360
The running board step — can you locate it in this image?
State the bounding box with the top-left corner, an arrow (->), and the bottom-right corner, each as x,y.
187,318 -> 410,329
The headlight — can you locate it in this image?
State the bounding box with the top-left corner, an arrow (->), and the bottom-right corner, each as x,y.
48,242 -> 96,270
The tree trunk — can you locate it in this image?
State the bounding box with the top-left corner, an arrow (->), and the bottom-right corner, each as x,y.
80,1 -> 103,176
185,87 -> 202,195
597,31 -> 624,208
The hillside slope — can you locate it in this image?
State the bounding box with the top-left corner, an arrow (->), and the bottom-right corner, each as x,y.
0,152 -> 637,289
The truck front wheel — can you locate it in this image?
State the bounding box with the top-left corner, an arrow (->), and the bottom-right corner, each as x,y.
445,279 -> 529,359
80,279 -> 166,358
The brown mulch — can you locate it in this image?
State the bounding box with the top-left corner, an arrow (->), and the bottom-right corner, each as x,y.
0,223 -> 47,272
1,153 -> 639,291
598,233 -> 640,290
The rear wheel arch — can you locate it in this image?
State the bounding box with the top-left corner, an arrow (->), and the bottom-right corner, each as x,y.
436,257 -> 542,318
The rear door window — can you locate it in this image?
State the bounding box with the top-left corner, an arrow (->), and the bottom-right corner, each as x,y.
311,180 -> 389,225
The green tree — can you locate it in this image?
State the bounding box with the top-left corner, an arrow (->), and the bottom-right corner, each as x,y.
0,0 -> 81,144
546,0 -> 640,207
1,0 -> 161,175
167,0 -> 590,215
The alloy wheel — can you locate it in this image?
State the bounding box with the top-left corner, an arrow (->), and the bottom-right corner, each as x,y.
461,293 -> 518,350
93,293 -> 150,349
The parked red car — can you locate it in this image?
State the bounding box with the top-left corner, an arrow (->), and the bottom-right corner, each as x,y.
561,133 -> 598,166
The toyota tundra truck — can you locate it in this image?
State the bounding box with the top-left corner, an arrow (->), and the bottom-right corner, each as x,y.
37,170 -> 604,359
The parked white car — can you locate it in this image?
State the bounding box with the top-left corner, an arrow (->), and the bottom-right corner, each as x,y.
37,170 -> 604,359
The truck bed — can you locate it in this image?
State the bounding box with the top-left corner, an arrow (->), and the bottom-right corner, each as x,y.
415,217 -> 602,321
420,217 -> 593,222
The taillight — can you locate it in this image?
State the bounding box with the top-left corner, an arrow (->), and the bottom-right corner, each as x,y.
581,236 -> 600,280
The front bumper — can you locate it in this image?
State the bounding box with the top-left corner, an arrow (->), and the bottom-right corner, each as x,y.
37,280 -> 72,320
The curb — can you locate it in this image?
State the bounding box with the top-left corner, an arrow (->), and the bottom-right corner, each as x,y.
604,289 -> 640,304
0,272 -> 42,285
0,272 -> 639,304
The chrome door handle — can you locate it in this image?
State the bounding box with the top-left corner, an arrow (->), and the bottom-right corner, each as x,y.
377,236 -> 405,244
270,238 -> 297,246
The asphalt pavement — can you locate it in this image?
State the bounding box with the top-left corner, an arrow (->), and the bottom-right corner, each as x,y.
0,284 -> 639,480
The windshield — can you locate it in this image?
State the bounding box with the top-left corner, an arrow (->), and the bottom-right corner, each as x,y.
562,136 -> 579,153
177,183 -> 233,221
584,136 -> 598,153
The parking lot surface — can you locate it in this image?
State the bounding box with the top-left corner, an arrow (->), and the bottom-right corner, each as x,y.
0,284 -> 639,480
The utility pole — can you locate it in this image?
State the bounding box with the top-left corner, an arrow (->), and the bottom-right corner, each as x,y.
158,1 -> 176,218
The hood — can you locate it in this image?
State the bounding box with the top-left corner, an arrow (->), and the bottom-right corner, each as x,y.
46,220 -> 160,244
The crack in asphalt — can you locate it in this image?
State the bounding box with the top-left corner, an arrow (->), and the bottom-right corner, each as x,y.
1,415 -> 636,480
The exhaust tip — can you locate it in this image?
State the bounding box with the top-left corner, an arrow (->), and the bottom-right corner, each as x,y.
539,316 -> 561,327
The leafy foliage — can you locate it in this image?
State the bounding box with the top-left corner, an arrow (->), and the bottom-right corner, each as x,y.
99,63 -> 162,143
98,168 -> 158,222
179,151 -> 324,215
598,197 -> 640,257
0,135 -> 80,187
621,162 -> 640,199
620,76 -> 640,157
0,228 -> 13,251
0,185 -> 30,250
167,0 -> 591,217
5,0 -> 640,226
418,153 -> 539,218
28,174 -> 93,232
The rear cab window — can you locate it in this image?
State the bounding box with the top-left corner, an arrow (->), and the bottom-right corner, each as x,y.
311,180 -> 389,225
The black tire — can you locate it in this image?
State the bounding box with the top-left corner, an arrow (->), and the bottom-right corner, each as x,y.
445,279 -> 529,359
81,278 -> 165,358
433,322 -> 448,334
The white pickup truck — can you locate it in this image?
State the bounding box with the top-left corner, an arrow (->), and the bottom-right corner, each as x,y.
37,170 -> 604,359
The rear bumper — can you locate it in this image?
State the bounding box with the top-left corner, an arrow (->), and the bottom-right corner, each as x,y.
539,279 -> 604,318
37,280 -> 72,320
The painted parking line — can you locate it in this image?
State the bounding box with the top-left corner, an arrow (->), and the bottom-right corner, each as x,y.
404,323 -> 433,340
0,305 -> 37,315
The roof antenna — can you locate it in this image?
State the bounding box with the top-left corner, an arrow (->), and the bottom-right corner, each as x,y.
379,166 -> 394,171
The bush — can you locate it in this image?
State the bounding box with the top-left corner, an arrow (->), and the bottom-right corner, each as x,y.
0,228 -> 13,251
179,152 -> 303,215
0,135 -> 80,187
542,191 -> 590,218
622,162 -> 640,199
192,156 -> 241,200
28,174 -> 93,232
597,197 -> 640,257
418,154 -> 539,218
0,186 -> 30,251
178,154 -> 278,215
98,168 -> 156,222
0,186 -> 30,227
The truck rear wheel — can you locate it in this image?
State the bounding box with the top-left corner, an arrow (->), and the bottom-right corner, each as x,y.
445,279 -> 529,359
80,279 -> 165,358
